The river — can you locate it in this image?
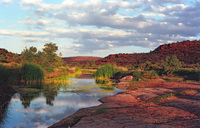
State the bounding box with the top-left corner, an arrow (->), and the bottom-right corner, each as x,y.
0,77 -> 122,128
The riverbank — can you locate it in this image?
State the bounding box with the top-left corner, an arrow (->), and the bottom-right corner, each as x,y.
49,80 -> 200,128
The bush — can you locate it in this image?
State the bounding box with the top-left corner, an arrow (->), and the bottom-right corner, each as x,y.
132,70 -> 143,81
75,67 -> 81,72
21,63 -> 45,84
95,64 -> 117,78
161,55 -> 182,75
144,70 -> 158,77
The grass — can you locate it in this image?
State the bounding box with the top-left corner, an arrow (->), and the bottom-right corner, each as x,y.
95,64 -> 117,79
155,93 -> 175,101
91,108 -> 107,115
21,63 -> 45,84
177,89 -> 198,95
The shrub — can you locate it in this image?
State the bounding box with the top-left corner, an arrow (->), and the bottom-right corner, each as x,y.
144,70 -> 158,77
132,70 -> 142,81
161,55 -> 182,75
95,64 -> 117,78
75,67 -> 81,72
21,63 -> 45,84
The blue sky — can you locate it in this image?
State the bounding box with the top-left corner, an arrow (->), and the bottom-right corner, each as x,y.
0,0 -> 199,57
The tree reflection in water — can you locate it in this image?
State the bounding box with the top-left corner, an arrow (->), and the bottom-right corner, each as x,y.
18,83 -> 68,108
1,77 -> 124,128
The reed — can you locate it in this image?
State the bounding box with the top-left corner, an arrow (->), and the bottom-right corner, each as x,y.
21,63 -> 45,84
95,64 -> 117,78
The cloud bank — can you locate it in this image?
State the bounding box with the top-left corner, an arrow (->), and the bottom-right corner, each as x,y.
0,0 -> 199,56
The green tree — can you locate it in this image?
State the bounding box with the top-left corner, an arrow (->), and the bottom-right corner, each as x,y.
35,51 -> 44,65
43,42 -> 58,65
161,55 -> 182,74
21,46 -> 37,64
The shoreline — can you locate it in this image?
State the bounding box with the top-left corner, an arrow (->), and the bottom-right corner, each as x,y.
49,81 -> 200,128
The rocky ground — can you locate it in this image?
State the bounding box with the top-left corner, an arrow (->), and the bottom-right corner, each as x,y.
49,80 -> 200,128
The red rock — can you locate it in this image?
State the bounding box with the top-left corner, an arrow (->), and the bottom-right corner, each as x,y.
96,40 -> 200,66
119,75 -> 133,82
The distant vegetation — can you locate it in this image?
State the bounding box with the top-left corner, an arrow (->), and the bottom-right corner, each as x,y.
0,42 -> 67,85
0,40 -> 200,85
21,42 -> 65,72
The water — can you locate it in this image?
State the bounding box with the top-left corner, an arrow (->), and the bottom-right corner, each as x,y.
0,78 -> 122,128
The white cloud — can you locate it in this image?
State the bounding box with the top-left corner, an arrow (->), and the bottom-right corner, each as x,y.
0,0 -> 13,4
1,0 -> 200,56
20,0 -> 42,6
18,19 -> 61,27
0,29 -> 49,37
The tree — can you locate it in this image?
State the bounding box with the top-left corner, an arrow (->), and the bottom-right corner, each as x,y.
161,55 -> 182,74
43,42 -> 58,65
35,51 -> 44,65
21,46 -> 37,64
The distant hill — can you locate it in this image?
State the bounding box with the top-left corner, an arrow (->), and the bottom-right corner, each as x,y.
96,40 -> 200,66
0,48 -> 15,63
63,56 -> 101,63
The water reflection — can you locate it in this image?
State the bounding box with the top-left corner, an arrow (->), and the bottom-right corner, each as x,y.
0,77 -> 123,128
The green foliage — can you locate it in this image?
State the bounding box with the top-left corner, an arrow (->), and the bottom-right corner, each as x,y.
155,93 -> 174,101
132,70 -> 143,81
96,79 -> 109,84
21,63 -> 45,84
95,64 -> 117,78
21,46 -> 37,64
43,42 -> 58,64
20,43 -> 65,72
75,67 -> 81,72
0,65 -> 11,85
161,55 -> 182,75
144,70 -> 158,77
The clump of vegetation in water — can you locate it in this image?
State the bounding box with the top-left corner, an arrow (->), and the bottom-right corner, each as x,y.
95,64 -> 117,79
21,63 -> 45,84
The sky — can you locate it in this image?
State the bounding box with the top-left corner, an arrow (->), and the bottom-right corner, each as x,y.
0,0 -> 200,57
